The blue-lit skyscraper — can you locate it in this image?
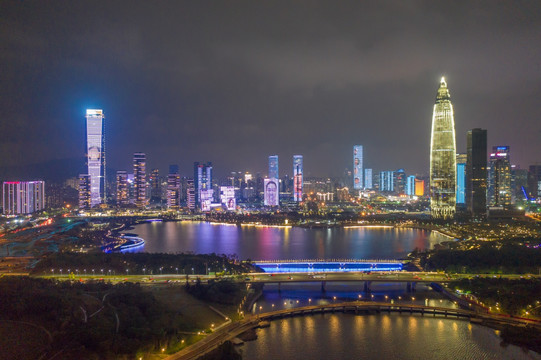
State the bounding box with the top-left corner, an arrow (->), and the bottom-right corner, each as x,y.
194,162 -> 212,207
379,171 -> 394,192
293,155 -> 303,202
353,145 -> 363,190
456,154 -> 467,205
364,168 -> 373,190
269,155 -> 279,179
85,109 -> 105,207
406,175 -> 416,196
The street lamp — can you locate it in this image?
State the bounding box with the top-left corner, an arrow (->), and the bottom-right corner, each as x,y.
192,267 -> 194,275
51,269 -> 54,276
176,267 -> 178,274
92,269 -> 95,276
160,267 -> 163,275
84,269 -> 87,276
143,268 -> 146,275
60,269 -> 63,276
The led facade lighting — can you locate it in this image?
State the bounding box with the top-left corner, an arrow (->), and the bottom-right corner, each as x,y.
429,77 -> 457,219
353,145 -> 363,190
293,155 -> 303,202
85,109 -> 105,207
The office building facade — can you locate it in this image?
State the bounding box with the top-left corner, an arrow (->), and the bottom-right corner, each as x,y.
116,171 -> 129,206
456,153 -> 467,205
293,155 -> 303,202
167,165 -> 181,209
269,155 -> 279,179
353,145 -> 363,190
466,128 -> 487,217
85,109 -> 105,207
194,162 -> 212,208
133,153 -> 147,207
78,174 -> 91,210
488,146 -> 512,207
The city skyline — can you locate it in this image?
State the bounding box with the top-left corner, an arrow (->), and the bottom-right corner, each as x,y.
1,2 -> 541,179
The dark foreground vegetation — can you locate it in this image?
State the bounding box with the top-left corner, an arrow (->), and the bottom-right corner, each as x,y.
422,242 -> 541,274
32,252 -> 256,276
0,277 -> 246,360
185,278 -> 245,305
449,278 -> 541,316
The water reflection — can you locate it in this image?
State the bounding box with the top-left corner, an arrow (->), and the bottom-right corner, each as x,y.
132,222 -> 448,260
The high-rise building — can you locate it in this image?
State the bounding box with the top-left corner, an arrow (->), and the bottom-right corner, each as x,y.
3,181 -> 45,215
264,178 -> 279,206
528,165 -> 541,200
220,186 -> 236,210
394,169 -> 406,194
488,146 -> 512,207
353,145 -> 363,190
85,109 -> 105,207
167,165 -> 181,209
466,128 -> 487,217
364,169 -> 373,190
415,179 -> 425,196
133,153 -> 147,207
406,175 -> 416,196
194,162 -> 212,207
429,77 -> 457,219
186,179 -> 195,210
150,168 -> 161,204
78,174 -> 91,210
379,171 -> 394,192
456,154 -> 467,205
293,155 -> 303,202
269,155 -> 279,179
116,171 -> 129,206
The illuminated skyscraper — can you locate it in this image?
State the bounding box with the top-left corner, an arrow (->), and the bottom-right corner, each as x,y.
116,170 -> 129,206
186,179 -> 195,210
364,169 -> 373,190
353,145 -> 363,190
406,175 -> 416,196
269,155 -> 279,179
394,169 -> 406,194
3,181 -> 45,215
379,171 -> 394,192
133,153 -> 147,207
466,128 -> 487,217
85,109 -> 105,207
167,165 -> 181,209
293,155 -> 303,202
194,162 -> 212,208
415,179 -> 425,196
456,154 -> 467,205
150,168 -> 161,204
488,146 -> 512,207
429,78 -> 457,219
78,174 -> 91,209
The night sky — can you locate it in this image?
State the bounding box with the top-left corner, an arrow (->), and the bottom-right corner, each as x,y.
1,1 -> 541,179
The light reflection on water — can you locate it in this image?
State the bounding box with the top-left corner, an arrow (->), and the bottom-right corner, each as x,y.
132,221 -> 448,260
242,313 -> 541,360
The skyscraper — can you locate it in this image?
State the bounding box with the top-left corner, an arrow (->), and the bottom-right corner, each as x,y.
353,145 -> 363,190
293,155 -> 303,202
133,153 -> 147,207
3,181 -> 45,215
429,78 -> 457,219
393,169 -> 406,194
194,162 -> 212,208
466,128 -> 487,217
78,174 -> 91,210
364,168 -> 373,190
379,171 -> 394,192
488,146 -> 512,207
116,170 -> 129,206
186,179 -> 195,210
85,109 -> 105,207
167,165 -> 181,209
406,175 -> 416,196
269,155 -> 279,179
528,165 -> 541,200
150,168 -> 161,204
456,154 -> 467,205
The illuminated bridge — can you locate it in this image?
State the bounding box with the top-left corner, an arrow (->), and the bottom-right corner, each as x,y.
252,259 -> 403,273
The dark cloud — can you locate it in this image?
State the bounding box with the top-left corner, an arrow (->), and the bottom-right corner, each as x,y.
1,1 -> 540,179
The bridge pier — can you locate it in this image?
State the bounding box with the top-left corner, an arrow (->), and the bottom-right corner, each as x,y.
321,281 -> 326,292
278,282 -> 281,292
363,281 -> 372,293
406,282 -> 416,292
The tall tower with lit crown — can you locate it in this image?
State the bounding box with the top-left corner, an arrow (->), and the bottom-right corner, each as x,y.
430,77 -> 457,219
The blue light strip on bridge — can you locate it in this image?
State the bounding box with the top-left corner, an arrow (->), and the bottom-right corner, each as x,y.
253,262 -> 403,273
